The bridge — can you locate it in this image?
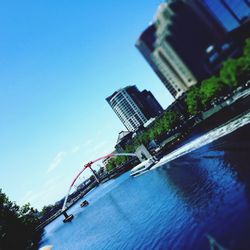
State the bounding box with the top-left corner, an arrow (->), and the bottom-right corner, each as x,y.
61,152 -> 137,222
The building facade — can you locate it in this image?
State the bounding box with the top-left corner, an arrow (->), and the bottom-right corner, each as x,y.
136,0 -> 230,98
202,0 -> 250,31
115,131 -> 133,153
106,86 -> 163,131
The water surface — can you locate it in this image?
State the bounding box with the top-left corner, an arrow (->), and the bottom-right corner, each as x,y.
40,112 -> 250,250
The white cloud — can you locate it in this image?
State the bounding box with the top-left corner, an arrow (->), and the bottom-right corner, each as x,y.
19,190 -> 33,205
19,175 -> 65,209
47,151 -> 66,174
71,145 -> 80,153
19,190 -> 47,207
86,141 -> 116,162
88,141 -> 107,154
44,176 -> 60,188
82,139 -> 93,148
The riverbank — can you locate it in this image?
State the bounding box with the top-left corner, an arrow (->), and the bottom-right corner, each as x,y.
156,87 -> 250,157
39,117 -> 250,249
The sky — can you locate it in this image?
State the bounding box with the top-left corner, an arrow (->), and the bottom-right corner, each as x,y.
0,0 -> 174,210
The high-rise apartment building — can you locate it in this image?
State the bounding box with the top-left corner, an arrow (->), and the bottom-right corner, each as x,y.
136,0 -> 228,98
106,86 -> 163,131
202,0 -> 250,31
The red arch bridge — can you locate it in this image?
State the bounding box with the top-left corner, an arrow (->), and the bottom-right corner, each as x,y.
61,153 -> 137,222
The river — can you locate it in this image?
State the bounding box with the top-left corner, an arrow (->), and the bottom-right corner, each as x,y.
39,111 -> 250,250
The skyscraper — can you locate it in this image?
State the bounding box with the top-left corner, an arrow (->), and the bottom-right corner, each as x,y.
202,0 -> 250,31
106,86 -> 163,131
136,0 -> 227,98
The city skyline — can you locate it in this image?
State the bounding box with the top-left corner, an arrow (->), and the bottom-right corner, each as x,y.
1,0 -> 248,211
0,1 -> 249,248
0,0 -> 173,210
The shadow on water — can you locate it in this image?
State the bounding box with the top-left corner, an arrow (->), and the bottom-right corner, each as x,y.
156,153 -> 223,222
207,124 -> 250,198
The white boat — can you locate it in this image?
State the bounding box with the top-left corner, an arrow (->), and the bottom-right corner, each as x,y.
130,157 -> 158,177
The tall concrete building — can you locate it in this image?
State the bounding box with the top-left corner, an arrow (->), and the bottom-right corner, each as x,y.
106,86 -> 163,131
136,0 -> 227,98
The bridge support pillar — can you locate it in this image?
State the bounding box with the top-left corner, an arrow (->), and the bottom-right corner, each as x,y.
89,166 -> 100,183
62,211 -> 74,223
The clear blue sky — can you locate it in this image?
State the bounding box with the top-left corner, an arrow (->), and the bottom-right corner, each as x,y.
0,0 -> 173,209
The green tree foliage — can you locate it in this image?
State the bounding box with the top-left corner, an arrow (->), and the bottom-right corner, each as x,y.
105,155 -> 129,172
243,38 -> 250,60
238,38 -> 250,83
106,158 -> 117,172
105,111 -> 182,170
124,144 -> 134,153
163,111 -> 179,129
40,204 -> 54,217
220,39 -> 250,87
131,111 -> 180,147
236,57 -> 250,85
0,189 -> 41,250
117,111 -> 180,164
186,86 -> 203,115
186,37 -> 250,115
220,58 -> 241,87
200,77 -> 224,107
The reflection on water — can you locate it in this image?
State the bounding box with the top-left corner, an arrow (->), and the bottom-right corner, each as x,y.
220,125 -> 250,202
159,156 -> 217,217
40,120 -> 250,250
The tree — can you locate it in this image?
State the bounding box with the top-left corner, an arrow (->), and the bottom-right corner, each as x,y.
40,204 -> 54,217
243,38 -> 250,60
186,86 -> 203,115
237,39 -> 250,84
220,38 -> 250,87
236,56 -> 250,85
0,189 -> 41,250
219,59 -> 239,87
106,159 -> 115,172
200,76 -> 224,107
185,37 -> 250,115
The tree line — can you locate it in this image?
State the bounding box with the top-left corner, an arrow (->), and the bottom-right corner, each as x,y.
106,110 -> 181,171
186,38 -> 250,114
